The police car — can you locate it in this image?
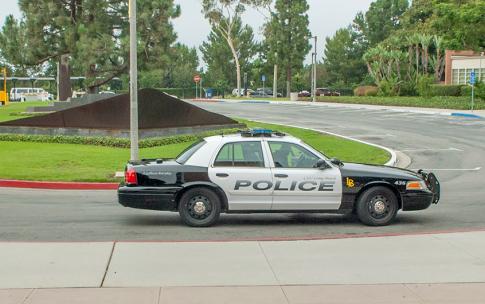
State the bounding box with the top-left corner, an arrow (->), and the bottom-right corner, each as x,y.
118,129 -> 440,227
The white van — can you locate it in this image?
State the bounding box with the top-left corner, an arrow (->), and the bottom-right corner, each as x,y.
10,88 -> 53,102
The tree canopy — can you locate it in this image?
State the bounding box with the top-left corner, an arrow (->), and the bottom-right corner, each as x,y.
264,0 -> 311,96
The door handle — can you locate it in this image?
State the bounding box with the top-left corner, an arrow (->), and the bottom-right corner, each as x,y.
216,173 -> 229,178
274,174 -> 288,178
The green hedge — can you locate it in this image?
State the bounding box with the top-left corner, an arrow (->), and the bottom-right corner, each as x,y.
429,84 -> 463,97
0,128 -> 242,148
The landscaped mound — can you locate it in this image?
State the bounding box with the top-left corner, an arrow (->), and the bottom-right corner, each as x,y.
0,88 -> 236,129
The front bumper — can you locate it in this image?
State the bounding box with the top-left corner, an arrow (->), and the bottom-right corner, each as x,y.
402,192 -> 434,211
118,186 -> 178,211
402,171 -> 440,211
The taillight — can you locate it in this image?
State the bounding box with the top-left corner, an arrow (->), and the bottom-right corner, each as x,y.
125,168 -> 138,185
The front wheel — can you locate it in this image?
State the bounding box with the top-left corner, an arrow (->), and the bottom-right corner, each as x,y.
178,187 -> 221,227
356,186 -> 399,226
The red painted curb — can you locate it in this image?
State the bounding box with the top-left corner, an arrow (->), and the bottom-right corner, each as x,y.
1,227 -> 484,244
0,179 -> 119,190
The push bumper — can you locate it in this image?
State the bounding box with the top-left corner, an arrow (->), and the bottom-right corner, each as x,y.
118,186 -> 178,211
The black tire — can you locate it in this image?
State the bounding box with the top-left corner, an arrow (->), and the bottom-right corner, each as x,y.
356,186 -> 399,226
178,187 -> 221,227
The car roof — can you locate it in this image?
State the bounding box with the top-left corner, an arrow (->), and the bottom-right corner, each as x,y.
204,133 -> 302,144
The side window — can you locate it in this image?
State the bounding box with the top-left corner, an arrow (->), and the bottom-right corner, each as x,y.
214,142 -> 264,168
269,142 -> 321,169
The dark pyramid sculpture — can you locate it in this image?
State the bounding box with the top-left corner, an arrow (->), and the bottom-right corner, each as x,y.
0,88 -> 237,130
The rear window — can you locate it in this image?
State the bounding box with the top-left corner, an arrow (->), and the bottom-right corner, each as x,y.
176,140 -> 206,164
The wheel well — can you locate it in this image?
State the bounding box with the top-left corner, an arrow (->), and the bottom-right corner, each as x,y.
355,183 -> 402,210
175,184 -> 228,211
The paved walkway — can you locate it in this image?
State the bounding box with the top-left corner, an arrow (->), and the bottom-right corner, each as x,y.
3,283 -> 485,303
1,231 -> 484,290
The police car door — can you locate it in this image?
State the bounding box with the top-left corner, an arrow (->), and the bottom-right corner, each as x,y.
266,141 -> 342,210
209,140 -> 273,211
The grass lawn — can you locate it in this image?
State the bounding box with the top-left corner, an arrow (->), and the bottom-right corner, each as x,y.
0,119 -> 390,182
301,96 -> 484,110
0,101 -> 48,122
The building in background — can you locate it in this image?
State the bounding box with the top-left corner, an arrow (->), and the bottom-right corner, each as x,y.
445,50 -> 485,85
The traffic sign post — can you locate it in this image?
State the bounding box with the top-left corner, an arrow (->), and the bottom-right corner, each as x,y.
470,71 -> 476,112
262,75 -> 266,96
194,75 -> 201,99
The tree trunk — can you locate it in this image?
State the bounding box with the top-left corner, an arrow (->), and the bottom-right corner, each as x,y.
286,66 -> 291,98
57,54 -> 72,101
226,37 -> 241,98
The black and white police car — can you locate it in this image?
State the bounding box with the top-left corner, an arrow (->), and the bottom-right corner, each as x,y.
118,129 -> 440,227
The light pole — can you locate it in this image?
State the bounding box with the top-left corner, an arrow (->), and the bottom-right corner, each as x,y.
129,0 -> 139,161
312,36 -> 317,103
273,52 -> 278,98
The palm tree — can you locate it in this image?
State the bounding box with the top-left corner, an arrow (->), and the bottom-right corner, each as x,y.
433,35 -> 445,81
419,34 -> 433,74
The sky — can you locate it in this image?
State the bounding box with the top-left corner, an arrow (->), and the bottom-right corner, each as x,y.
0,0 -> 374,64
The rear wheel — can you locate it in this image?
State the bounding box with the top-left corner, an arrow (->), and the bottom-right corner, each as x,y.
356,186 -> 399,226
178,187 -> 221,227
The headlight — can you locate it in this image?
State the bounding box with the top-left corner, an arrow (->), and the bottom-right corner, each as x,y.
406,180 -> 427,190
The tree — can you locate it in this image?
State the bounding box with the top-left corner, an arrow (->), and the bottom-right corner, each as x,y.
323,27 -> 367,86
201,16 -> 257,91
265,0 -> 311,96
356,0 -> 409,47
1,0 -> 180,97
202,0 -> 270,97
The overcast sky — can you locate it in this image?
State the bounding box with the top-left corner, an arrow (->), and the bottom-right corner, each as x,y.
1,0 -> 374,64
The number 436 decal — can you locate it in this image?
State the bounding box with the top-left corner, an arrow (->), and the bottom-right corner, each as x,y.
394,180 -> 406,186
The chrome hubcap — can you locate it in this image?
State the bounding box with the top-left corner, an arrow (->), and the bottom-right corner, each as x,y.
374,200 -> 386,214
193,201 -> 206,214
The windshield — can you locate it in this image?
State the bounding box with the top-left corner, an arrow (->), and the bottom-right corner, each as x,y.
175,140 -> 206,164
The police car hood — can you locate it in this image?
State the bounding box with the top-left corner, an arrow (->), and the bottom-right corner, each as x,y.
341,163 -> 422,180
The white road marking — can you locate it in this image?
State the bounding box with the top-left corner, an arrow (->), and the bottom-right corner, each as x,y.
399,147 -> 464,152
410,167 -> 482,171
352,134 -> 396,138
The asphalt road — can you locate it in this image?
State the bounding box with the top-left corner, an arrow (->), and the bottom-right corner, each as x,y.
1,102 -> 484,241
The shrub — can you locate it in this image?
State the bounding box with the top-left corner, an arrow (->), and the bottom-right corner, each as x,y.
461,82 -> 485,100
429,84 -> 462,97
0,128 -> 242,148
378,79 -> 399,97
354,86 -> 378,96
399,82 -> 418,96
417,75 -> 435,98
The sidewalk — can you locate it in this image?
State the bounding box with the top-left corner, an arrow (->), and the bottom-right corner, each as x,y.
1,231 -> 484,289
3,283 -> 485,303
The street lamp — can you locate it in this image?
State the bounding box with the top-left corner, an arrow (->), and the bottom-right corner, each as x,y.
311,36 -> 317,103
129,0 -> 139,161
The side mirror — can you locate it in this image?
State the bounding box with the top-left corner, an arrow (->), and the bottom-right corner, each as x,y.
330,158 -> 344,167
316,159 -> 330,170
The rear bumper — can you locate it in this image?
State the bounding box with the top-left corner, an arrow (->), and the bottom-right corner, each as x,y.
118,186 -> 178,211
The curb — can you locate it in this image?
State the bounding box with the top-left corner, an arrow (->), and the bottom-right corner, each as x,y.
191,98 -> 225,103
0,179 -> 119,190
451,112 -> 484,119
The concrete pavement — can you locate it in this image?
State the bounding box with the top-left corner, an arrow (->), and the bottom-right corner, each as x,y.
1,231 -> 485,290
3,283 -> 485,304
2,231 -> 485,303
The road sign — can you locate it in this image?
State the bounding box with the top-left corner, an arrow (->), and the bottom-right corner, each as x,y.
193,75 -> 201,83
470,71 -> 476,85
261,75 -> 266,82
